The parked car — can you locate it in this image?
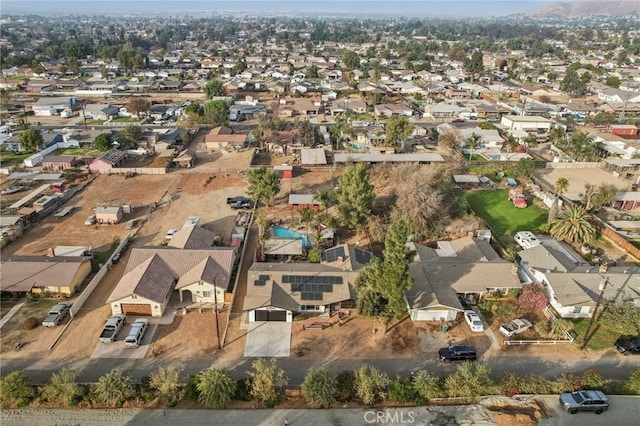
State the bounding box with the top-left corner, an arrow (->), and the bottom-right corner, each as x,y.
231,199 -> 254,210
42,302 -> 71,327
98,316 -> 125,343
226,196 -> 252,205
451,118 -> 466,123
438,345 -> 477,363
124,319 -> 150,348
499,318 -> 533,337
614,335 -> 640,355
111,251 -> 121,264
84,215 -> 96,225
559,390 -> 609,414
165,229 -> 179,240
463,310 -> 484,332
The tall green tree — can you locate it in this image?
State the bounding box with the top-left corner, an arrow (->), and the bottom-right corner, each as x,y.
204,79 -> 225,98
204,99 -> 229,127
343,51 -> 360,70
248,358 -> 288,408
599,302 -> 640,335
18,128 -> 43,152
313,189 -> 332,213
550,205 -> 595,244
513,157 -> 536,179
384,115 -> 414,150
301,367 -> 336,408
94,132 -> 113,152
247,166 -> 281,207
548,177 -> 569,225
118,125 -> 142,149
196,367 -> 237,409
592,183 -> 617,210
464,50 -> 484,80
356,220 -> 414,326
334,164 -> 374,231
560,69 -> 587,96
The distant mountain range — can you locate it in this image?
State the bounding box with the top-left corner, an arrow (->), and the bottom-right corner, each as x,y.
526,1 -> 640,17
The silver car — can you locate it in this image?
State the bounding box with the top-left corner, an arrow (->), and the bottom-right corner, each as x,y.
559,390 -> 609,414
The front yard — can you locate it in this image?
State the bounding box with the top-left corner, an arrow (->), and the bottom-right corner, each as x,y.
466,189 -> 547,247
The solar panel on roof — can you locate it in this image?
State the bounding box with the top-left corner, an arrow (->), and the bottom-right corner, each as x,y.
322,246 -> 346,262
354,248 -> 373,264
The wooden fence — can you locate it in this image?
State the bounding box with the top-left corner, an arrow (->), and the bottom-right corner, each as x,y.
592,216 -> 640,261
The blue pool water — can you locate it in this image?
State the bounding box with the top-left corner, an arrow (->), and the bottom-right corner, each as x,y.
272,226 -> 312,247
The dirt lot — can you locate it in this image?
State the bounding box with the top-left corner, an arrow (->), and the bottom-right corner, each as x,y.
535,167 -> 633,199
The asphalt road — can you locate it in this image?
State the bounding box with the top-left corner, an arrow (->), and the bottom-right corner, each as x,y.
3,349 -> 639,385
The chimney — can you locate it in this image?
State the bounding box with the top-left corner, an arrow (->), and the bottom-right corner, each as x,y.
337,256 -> 344,263
47,247 -> 55,257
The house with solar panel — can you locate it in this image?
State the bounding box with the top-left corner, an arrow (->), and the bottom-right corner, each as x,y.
243,244 -> 375,322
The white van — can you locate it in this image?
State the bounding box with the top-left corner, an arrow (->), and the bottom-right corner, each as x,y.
514,231 -> 542,250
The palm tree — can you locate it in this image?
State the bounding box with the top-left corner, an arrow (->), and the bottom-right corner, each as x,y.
299,207 -> 315,242
501,134 -> 519,161
466,132 -> 481,161
548,177 -> 570,225
549,126 -> 567,148
550,205 -> 595,244
313,189 -> 332,213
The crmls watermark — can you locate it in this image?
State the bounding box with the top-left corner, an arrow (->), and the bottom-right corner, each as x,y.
364,410 -> 416,424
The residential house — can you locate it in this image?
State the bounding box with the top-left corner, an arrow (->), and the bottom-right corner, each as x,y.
243,244 -> 373,322
406,236 -> 523,321
300,148 -> 327,165
501,115 -> 553,135
1,255 -> 92,296
518,241 -> 640,318
205,126 -> 248,151
88,149 -> 127,174
374,103 -> 413,118
107,226 -> 236,316
32,96 -> 76,116
82,104 -> 120,121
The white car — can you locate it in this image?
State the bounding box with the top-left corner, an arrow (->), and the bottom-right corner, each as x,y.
463,310 -> 484,332
165,229 -> 178,240
499,318 -> 533,337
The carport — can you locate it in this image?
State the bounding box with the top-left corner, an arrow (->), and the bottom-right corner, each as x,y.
244,322 -> 292,358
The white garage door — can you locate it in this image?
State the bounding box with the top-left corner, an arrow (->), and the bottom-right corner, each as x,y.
415,310 -> 450,321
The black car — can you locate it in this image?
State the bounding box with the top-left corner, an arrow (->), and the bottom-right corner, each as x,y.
231,200 -> 254,210
438,345 -> 477,363
614,335 -> 640,354
111,252 -> 121,264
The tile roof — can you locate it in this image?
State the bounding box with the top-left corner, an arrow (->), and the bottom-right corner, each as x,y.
167,226 -> 216,249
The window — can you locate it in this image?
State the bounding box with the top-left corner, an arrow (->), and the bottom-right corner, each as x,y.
299,305 -> 321,311
203,291 -> 212,298
572,306 -> 582,314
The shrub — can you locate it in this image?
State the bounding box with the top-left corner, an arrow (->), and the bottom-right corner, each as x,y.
0,371 -> 34,407
627,369 -> 640,395
517,284 -> 548,313
235,378 -> 252,401
139,375 -> 155,403
301,367 -> 336,408
196,367 -> 236,409
40,368 -> 81,406
551,372 -> 579,394
533,320 -> 550,337
184,373 -> 199,401
412,370 -> 443,401
388,376 -> 421,404
354,364 -> 390,405
307,248 -> 322,263
92,368 -> 136,407
499,373 -> 522,397
519,375 -> 553,395
550,319 -> 573,337
335,370 -> 356,402
444,362 -> 495,398
248,358 -> 288,408
149,366 -> 183,405
580,369 -> 604,390
23,317 -> 39,330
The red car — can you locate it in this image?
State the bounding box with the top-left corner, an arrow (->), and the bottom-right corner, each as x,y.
451,118 -> 466,123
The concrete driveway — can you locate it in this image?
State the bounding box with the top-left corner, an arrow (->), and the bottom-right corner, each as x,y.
244,321 -> 292,358
91,320 -> 158,359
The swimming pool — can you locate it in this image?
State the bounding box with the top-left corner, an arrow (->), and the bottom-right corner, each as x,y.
272,226 -> 312,247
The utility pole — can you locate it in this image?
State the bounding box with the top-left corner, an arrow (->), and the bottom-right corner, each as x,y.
580,276 -> 609,350
213,274 -> 222,349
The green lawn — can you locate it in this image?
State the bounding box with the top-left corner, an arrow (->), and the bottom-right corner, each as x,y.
0,151 -> 31,164
571,318 -> 618,351
58,147 -> 100,157
466,189 -> 548,246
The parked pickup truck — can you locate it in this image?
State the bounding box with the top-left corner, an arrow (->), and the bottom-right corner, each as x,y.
499,318 -> 533,337
125,319 -> 150,348
98,316 -> 126,343
42,302 -> 71,327
226,196 -> 252,205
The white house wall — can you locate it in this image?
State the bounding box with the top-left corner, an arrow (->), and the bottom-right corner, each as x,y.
179,282 -> 225,306
110,295 -> 167,318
